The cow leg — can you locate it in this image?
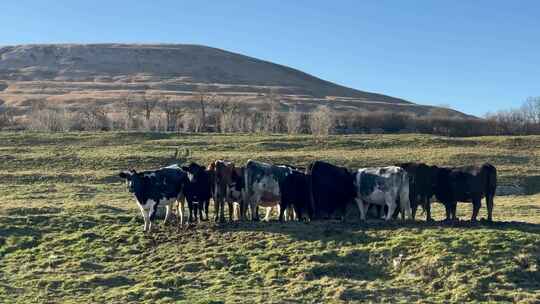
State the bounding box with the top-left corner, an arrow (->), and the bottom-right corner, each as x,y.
263,207 -> 272,221
163,202 -> 172,226
471,198 -> 481,222
197,202 -> 204,223
443,202 -> 452,221
279,203 -> 286,222
228,201 -> 233,222
139,206 -> 150,233
385,194 -> 398,221
452,201 -> 458,220
187,200 -> 194,224
202,200 -> 210,221
411,201 -> 418,220
177,199 -> 185,226
486,194 -> 494,222
355,198 -> 367,221
148,206 -> 157,233
214,197 -> 219,223
424,196 -> 433,222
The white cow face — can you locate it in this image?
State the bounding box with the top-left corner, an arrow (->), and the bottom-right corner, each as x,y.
255,175 -> 280,198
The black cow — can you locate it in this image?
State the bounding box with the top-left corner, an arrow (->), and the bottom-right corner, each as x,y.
395,162 -> 439,221
182,162 -> 213,223
279,169 -> 311,222
434,163 -> 497,221
307,161 -> 357,220
119,164 -> 188,233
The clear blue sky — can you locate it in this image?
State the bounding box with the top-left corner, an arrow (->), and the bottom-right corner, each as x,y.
2,1 -> 538,116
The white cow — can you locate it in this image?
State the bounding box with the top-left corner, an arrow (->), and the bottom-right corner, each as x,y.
354,166 -> 412,221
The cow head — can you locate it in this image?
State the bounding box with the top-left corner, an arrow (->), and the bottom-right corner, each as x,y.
182,162 -> 206,182
119,169 -> 139,193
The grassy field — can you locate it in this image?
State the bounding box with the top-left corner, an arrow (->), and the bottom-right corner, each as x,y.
1,132 -> 540,303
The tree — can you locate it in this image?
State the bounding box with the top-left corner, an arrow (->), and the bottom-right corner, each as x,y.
310,105 -> 334,141
264,88 -> 281,133
120,93 -> 140,130
195,85 -> 212,131
0,100 -> 16,128
140,91 -> 158,121
286,107 -> 302,134
158,96 -> 183,131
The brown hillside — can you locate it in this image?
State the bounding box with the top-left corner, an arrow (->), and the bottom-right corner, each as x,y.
0,44 -> 470,117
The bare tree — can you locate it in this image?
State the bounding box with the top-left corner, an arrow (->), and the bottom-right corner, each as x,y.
158,96 -> 183,131
214,95 -> 243,132
140,91 -> 158,121
195,85 -> 213,131
522,96 -> 540,124
264,88 -> 281,133
310,105 -> 334,141
0,100 -> 16,128
286,106 -> 302,134
27,103 -> 69,132
120,93 -> 140,130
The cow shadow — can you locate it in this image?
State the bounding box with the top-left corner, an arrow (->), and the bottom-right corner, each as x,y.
210,217 -> 540,240
213,220 -> 381,244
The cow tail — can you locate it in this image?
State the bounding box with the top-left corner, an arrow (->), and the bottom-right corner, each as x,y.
243,165 -> 251,217
484,163 -> 497,197
306,166 -> 315,221
399,170 -> 412,219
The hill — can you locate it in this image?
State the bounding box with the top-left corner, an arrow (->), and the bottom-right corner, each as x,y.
0,44 -> 470,117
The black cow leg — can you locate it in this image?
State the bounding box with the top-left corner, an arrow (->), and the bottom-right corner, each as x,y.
451,202 -> 458,221
219,201 -> 226,223
197,203 -> 204,223
486,195 -> 494,222
411,202 -> 418,220
424,198 -> 433,221
228,202 -> 233,222
471,198 -> 481,221
444,202 -> 452,221
202,200 -> 209,221
214,199 -> 221,222
187,200 -> 194,224
279,203 -> 286,222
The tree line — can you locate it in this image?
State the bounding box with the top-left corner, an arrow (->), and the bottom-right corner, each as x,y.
0,90 -> 538,138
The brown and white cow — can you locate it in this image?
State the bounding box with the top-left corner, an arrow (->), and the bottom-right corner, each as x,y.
208,160 -> 245,222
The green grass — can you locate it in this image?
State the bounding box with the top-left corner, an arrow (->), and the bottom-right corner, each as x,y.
1,132 -> 540,303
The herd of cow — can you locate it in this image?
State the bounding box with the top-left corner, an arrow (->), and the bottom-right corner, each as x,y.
118,159 -> 497,233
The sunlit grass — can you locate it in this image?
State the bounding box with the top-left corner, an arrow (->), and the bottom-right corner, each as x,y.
1,132 -> 539,303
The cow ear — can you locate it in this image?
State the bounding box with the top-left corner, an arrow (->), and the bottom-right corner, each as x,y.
119,170 -> 133,179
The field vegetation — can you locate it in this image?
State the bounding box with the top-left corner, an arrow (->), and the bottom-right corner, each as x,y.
1,132 -> 539,303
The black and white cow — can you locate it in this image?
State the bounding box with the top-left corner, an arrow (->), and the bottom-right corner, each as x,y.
354,166 -> 412,221
181,162 -> 213,223
119,164 -> 188,233
433,163 -> 497,221
306,161 -> 357,220
243,160 -> 294,221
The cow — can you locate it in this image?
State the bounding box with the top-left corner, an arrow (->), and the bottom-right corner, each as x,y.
118,164 -> 188,233
209,160 -> 246,222
433,163 -> 496,221
243,160 -> 295,221
395,162 -> 439,221
279,169 -> 311,222
354,166 -> 412,221
181,162 -> 213,223
306,161 -> 357,220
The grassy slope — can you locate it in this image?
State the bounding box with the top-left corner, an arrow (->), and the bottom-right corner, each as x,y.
0,132 -> 539,303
